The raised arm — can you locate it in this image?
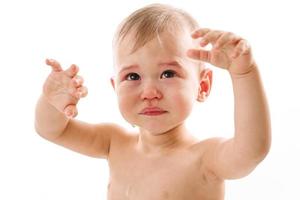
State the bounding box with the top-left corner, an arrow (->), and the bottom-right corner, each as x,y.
35,59 -> 122,159
187,29 -> 271,179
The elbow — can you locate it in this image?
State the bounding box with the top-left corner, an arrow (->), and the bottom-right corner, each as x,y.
34,121 -> 44,137
34,123 -> 51,140
236,129 -> 272,165
34,120 -> 64,141
250,130 -> 272,164
259,116 -> 272,160
232,138 -> 271,179
257,138 -> 271,163
258,128 -> 272,161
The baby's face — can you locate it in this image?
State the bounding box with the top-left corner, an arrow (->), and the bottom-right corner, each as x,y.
112,29 -> 202,134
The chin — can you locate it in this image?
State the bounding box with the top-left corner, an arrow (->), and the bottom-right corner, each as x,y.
122,111 -> 189,134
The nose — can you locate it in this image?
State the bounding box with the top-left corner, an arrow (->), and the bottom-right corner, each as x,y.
140,81 -> 163,101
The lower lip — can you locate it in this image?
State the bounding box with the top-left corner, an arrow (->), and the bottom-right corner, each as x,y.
141,111 -> 167,116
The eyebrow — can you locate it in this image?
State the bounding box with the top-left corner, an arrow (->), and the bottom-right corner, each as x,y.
158,61 -> 184,69
118,60 -> 184,75
118,65 -> 139,75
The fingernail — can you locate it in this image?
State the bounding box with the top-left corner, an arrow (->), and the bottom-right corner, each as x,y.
46,58 -> 51,64
73,79 -> 79,86
200,39 -> 206,46
72,64 -> 77,72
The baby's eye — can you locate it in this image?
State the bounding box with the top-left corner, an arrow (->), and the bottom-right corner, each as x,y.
161,70 -> 177,79
125,73 -> 140,81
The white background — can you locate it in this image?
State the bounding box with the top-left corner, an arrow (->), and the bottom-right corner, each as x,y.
0,0 -> 299,199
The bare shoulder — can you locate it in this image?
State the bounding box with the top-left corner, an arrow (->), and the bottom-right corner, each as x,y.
190,137 -> 228,179
199,137 -> 259,180
189,137 -> 226,154
108,126 -> 138,157
199,137 -> 228,163
177,137 -> 226,169
201,137 -> 227,148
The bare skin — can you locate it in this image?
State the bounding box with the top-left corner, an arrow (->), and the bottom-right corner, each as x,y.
35,28 -> 271,200
107,126 -> 225,200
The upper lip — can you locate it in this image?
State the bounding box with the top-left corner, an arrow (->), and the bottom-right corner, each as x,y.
139,107 -> 167,114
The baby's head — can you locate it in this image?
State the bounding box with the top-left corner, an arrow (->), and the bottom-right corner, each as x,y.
111,4 -> 212,134
113,3 -> 199,54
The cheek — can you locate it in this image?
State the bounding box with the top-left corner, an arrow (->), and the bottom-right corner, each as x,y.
116,93 -> 133,122
164,81 -> 196,114
116,85 -> 137,112
173,91 -> 194,110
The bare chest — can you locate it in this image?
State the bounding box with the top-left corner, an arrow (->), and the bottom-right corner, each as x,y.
107,149 -> 224,200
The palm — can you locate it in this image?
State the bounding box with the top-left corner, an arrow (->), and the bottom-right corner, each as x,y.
45,58 -> 88,118
44,71 -> 78,112
188,29 -> 255,75
208,44 -> 254,75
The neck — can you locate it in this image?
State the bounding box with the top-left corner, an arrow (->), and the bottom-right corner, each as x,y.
137,123 -> 196,156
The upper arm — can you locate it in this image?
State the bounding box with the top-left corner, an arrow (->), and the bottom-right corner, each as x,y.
50,119 -> 126,159
203,137 -> 265,180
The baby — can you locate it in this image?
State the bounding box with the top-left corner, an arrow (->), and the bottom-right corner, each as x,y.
35,3 -> 271,200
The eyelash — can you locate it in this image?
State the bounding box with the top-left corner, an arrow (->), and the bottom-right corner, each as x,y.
125,70 -> 177,81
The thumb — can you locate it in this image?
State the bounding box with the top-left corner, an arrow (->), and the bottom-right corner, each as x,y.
187,49 -> 211,63
63,104 -> 78,118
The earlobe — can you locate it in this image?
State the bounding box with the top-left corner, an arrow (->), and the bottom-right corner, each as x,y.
197,91 -> 207,102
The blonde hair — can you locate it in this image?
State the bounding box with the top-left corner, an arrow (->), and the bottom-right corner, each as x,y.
113,3 -> 199,53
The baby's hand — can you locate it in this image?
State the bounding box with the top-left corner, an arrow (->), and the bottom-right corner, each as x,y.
187,28 -> 255,75
43,59 -> 88,118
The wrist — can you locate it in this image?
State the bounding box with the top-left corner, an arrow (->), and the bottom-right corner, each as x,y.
39,94 -> 63,114
229,63 -> 258,79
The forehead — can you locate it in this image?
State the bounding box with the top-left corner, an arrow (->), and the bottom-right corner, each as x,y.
114,29 -> 197,69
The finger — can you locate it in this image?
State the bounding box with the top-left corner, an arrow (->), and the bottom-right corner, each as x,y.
200,30 -> 223,47
191,28 -> 211,39
232,39 -> 250,58
71,75 -> 84,88
68,85 -> 88,99
63,104 -> 78,118
45,58 -> 63,72
187,49 -> 211,63
66,86 -> 78,99
214,32 -> 238,49
64,64 -> 79,78
77,86 -> 88,98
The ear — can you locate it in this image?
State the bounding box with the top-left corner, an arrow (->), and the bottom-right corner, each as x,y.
110,77 -> 115,90
197,68 -> 213,102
